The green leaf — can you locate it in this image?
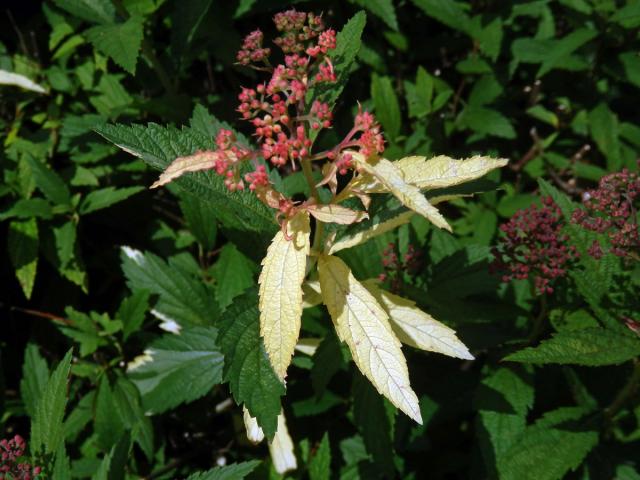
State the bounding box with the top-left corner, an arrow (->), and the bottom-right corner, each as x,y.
31,349 -> 73,455
476,366 -> 534,476
211,243 -> 255,310
79,186 -> 143,215
20,343 -> 49,418
52,0 -> 116,24
8,218 -> 39,299
179,192 -> 218,251
588,103 -> 622,171
117,290 -> 150,340
52,444 -> 72,479
53,221 -> 77,270
185,461 -> 261,480
95,376 -> 125,450
309,433 -> 332,480
459,106 -> 516,139
128,326 -> 224,414
619,52 -> 640,88
307,11 -> 367,111
217,288 -> 285,440
405,66 -> 434,119
411,0 -> 471,33
511,28 -> 597,77
499,420 -> 598,480
352,0 -> 397,30
371,74 -> 401,141
24,155 -> 72,206
352,373 -> 396,476
505,328 -> 640,366
0,198 -> 53,221
111,376 -> 154,460
120,247 -> 217,327
85,16 -> 144,74
95,122 -> 276,247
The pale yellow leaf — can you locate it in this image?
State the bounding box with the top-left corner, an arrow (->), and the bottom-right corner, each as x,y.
328,211 -> 414,254
396,155 -> 508,190
302,279 -> 322,308
363,281 -> 474,360
318,255 -> 422,423
0,70 -> 46,93
259,212 -> 310,380
243,406 -> 265,444
150,150 -> 221,188
295,338 -> 321,356
268,411 -> 297,474
356,156 -> 451,231
307,204 -> 369,225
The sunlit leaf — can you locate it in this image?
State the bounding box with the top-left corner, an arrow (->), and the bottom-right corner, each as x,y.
318,254 -> 422,423
259,212 -> 310,380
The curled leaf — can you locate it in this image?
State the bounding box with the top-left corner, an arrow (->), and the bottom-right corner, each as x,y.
243,406 -> 265,444
268,411 -> 297,474
306,204 -> 369,225
396,155 -> 509,189
363,281 -> 474,360
355,155 -> 451,231
259,211 -> 311,381
150,150 -> 220,189
318,254 -> 422,424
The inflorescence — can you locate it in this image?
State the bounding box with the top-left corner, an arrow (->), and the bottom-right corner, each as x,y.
572,168 -> 640,259
491,197 -> 578,295
211,9 -> 385,218
0,436 -> 42,480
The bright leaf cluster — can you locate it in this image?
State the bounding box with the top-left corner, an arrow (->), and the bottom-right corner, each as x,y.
145,10 -> 507,425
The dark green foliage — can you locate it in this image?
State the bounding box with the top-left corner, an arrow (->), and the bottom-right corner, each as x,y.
2,1 -> 640,478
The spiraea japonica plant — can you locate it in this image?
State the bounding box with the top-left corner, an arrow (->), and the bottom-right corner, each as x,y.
99,8 -> 506,438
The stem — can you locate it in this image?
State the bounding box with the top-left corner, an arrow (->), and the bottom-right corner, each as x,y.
301,156 -> 325,253
605,359 -> 640,422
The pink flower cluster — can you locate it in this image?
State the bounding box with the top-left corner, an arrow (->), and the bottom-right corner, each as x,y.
379,243 -> 423,292
491,197 -> 578,295
205,9 -> 385,221
572,168 -> 639,259
0,436 -> 42,480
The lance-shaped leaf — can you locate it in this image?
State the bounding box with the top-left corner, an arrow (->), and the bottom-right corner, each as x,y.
306,204 -> 369,225
317,255 -> 422,424
355,156 -> 451,231
396,155 -> 508,190
259,212 -> 310,381
363,281 -> 474,360
151,150 -> 219,188
329,211 -> 414,254
268,411 -> 297,474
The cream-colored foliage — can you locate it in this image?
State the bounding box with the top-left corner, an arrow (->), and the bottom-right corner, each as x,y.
295,338 -> 321,356
317,255 -> 422,423
307,204 -> 369,224
357,157 -> 451,231
243,406 -> 265,444
396,155 -> 509,190
259,212 -> 310,380
363,281 -> 474,360
268,411 -> 297,474
328,211 -> 414,254
150,150 -> 226,188
0,70 -> 46,93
